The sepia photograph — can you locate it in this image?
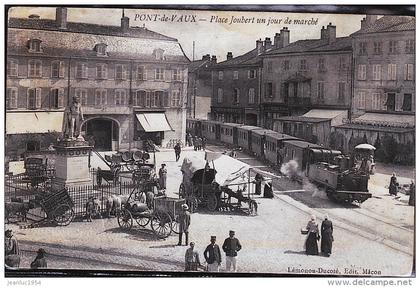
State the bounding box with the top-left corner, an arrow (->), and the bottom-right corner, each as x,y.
3,3 -> 416,281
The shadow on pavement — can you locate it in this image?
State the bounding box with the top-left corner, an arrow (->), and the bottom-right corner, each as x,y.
282,191 -> 361,209
284,250 -> 306,255
104,227 -> 160,241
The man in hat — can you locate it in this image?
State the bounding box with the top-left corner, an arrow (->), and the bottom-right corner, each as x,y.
178,204 -> 191,246
222,230 -> 242,272
184,242 -> 201,271
204,236 -> 221,272
5,229 -> 20,268
158,163 -> 167,190
174,142 -> 182,162
31,248 -> 47,269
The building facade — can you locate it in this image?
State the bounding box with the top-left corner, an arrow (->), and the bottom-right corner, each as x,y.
6,8 -> 189,158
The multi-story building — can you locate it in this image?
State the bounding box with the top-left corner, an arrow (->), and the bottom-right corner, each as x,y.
6,8 -> 189,158
187,54 -> 215,119
209,40 -> 267,126
261,24 -> 352,136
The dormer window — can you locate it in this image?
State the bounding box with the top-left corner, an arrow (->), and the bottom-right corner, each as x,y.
95,43 -> 108,56
28,39 -> 42,53
154,49 -> 165,60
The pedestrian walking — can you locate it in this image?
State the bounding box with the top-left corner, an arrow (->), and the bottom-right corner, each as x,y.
202,137 -> 207,150
321,214 -> 334,257
193,136 -> 198,151
187,133 -> 193,147
305,214 -> 320,255
204,236 -> 222,272
185,242 -> 201,271
197,137 -> 203,151
222,230 -> 242,272
178,204 -> 191,246
263,181 -> 274,198
389,173 -> 398,196
254,173 -> 263,195
174,142 -> 181,162
5,229 -> 20,268
158,163 -> 167,190
409,180 -> 415,206
30,248 -> 47,269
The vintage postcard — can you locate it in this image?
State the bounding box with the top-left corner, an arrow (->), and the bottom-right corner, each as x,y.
3,4 -> 416,281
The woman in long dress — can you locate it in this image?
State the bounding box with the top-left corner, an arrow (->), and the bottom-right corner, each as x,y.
305,214 -> 320,255
321,214 -> 334,257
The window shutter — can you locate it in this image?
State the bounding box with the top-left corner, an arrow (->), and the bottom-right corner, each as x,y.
164,69 -> 171,82
163,91 -> 169,107
35,88 -> 42,108
395,94 -> 403,111
59,61 -> 65,78
58,89 -> 64,108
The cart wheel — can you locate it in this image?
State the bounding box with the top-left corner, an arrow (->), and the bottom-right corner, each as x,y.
206,194 -> 218,211
171,215 -> 180,234
249,200 -> 258,216
135,216 -> 150,227
186,197 -> 198,213
117,209 -> 133,230
53,204 -> 75,226
179,184 -> 185,199
151,212 -> 172,239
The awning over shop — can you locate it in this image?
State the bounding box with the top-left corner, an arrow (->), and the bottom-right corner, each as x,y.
135,113 -> 173,132
302,109 -> 348,127
6,111 -> 64,135
353,112 -> 415,128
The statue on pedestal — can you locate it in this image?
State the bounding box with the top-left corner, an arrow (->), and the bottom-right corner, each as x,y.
62,96 -> 84,140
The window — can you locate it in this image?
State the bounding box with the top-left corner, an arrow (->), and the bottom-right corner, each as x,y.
357,91 -> 366,110
248,88 -> 255,104
387,64 -> 397,80
136,66 -> 146,80
218,71 -> 223,80
155,68 -> 164,80
7,59 -> 18,77
161,91 -> 169,107
389,41 -> 398,54
154,49 -> 164,60
405,40 -> 415,53
95,89 -> 107,105
299,59 -> 307,70
372,65 -> 381,80
267,61 -> 273,73
373,42 -> 382,55
76,62 -> 88,79
265,83 -> 273,98
404,64 -> 414,80
114,89 -> 126,105
217,88 -> 223,103
357,64 -> 366,80
317,82 -> 325,102
171,90 -> 181,107
28,39 -> 42,52
145,92 -> 151,107
50,88 -> 64,108
233,71 -> 239,80
371,93 -> 384,110
339,57 -> 347,70
359,42 -> 367,55
338,82 -> 345,102
151,91 -> 160,107
233,88 -> 240,104
115,64 -> 127,80
248,70 -> 256,79
134,90 -> 146,106
6,88 -> 18,109
95,43 -> 107,56
172,69 -> 181,81
402,94 -> 412,111
27,88 -> 41,109
96,64 -> 107,79
385,93 -> 396,111
75,89 -> 88,106
283,60 -> 290,70
28,60 -> 42,77
51,61 -> 64,78
318,58 -> 326,72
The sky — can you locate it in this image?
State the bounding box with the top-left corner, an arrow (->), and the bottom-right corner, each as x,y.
8,6 -> 367,62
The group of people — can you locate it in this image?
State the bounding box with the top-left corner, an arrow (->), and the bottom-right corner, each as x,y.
184,230 -> 242,272
5,229 -> 47,269
304,214 -> 334,257
186,133 -> 207,151
389,173 -> 415,206
254,173 -> 274,198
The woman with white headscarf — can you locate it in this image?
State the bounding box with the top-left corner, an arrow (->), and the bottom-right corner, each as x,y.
321,214 -> 334,257
305,214 -> 319,255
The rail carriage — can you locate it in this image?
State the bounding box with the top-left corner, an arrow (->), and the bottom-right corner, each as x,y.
265,133 -> 303,166
220,123 -> 242,146
186,118 -> 203,137
201,120 -> 221,142
282,140 -> 324,170
250,129 -> 279,159
237,125 -> 263,152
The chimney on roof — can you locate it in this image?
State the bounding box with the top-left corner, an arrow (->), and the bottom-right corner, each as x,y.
211,55 -> 217,64
256,39 -> 263,55
55,7 -> 67,29
326,22 -> 336,43
264,37 -> 272,50
202,54 -> 211,60
227,52 -> 233,60
361,15 -> 378,30
121,9 -> 129,34
274,27 -> 290,49
28,14 -> 40,19
320,26 -> 327,39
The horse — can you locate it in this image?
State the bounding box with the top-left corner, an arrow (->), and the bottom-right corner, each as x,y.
5,201 -> 34,223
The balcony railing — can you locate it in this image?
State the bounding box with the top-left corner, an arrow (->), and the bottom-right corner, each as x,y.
285,97 -> 311,106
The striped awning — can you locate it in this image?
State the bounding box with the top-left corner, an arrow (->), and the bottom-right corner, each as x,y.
135,113 -> 173,132
6,111 -> 64,134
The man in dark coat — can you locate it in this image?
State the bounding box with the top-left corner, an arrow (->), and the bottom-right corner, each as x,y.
174,142 -> 181,162
409,180 -> 415,206
389,173 -> 398,196
321,214 -> 334,257
5,229 -> 20,268
222,230 -> 242,272
178,204 -> 191,246
31,248 -> 47,269
263,181 -> 274,198
158,164 -> 167,190
254,173 -> 263,195
202,137 -> 207,150
204,236 -> 221,272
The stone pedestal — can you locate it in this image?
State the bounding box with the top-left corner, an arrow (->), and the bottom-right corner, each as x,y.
52,140 -> 92,189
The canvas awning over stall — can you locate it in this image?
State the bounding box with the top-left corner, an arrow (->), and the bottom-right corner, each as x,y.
352,112 -> 415,128
135,113 -> 173,132
302,109 -> 348,127
6,112 -> 64,135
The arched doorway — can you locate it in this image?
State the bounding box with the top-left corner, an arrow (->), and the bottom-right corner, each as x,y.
246,113 -> 258,126
82,118 -> 119,151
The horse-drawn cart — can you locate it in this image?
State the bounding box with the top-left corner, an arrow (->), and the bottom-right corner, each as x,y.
37,188 -> 76,226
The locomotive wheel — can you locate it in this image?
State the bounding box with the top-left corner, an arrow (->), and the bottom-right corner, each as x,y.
135,216 -> 150,227
248,200 -> 258,216
53,204 -> 75,226
151,212 -> 172,239
206,194 -> 218,211
117,209 -> 133,230
171,215 -> 180,234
